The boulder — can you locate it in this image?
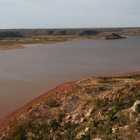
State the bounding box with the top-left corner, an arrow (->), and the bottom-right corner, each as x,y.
131,100 -> 140,113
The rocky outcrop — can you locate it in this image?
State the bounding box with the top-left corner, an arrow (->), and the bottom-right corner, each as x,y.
131,100 -> 140,113
1,73 -> 140,140
100,33 -> 126,40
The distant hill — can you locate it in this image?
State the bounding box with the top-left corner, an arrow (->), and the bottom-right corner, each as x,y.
0,31 -> 23,38
0,29 -> 99,37
0,27 -> 140,37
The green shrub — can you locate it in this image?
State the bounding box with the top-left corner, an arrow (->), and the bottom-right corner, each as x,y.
47,100 -> 61,107
93,98 -> 102,108
107,106 -> 118,121
13,132 -> 25,140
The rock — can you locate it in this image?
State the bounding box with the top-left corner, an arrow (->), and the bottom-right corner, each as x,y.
76,131 -> 86,139
65,115 -> 71,120
76,127 -> 90,139
131,100 -> 140,113
100,33 -> 126,40
118,125 -> 130,131
136,116 -> 140,123
85,107 -> 93,118
112,127 -> 117,133
80,118 -> 85,123
123,89 -> 130,94
72,112 -> 78,120
85,127 -> 90,132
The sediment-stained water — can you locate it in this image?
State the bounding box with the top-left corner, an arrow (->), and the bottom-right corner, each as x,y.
0,36 -> 140,119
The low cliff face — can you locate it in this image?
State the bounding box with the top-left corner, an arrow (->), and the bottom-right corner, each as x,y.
0,30 -> 99,38
28,30 -> 99,36
0,32 -> 23,38
1,73 -> 140,140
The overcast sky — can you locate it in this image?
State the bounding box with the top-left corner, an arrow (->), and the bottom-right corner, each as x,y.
0,0 -> 140,29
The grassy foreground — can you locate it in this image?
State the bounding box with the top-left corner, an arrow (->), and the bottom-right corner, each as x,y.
0,73 -> 140,140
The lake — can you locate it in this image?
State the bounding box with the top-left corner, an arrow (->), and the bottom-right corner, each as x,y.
0,36 -> 140,120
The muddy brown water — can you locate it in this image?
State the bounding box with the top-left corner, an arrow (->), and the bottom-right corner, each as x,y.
0,36 -> 140,120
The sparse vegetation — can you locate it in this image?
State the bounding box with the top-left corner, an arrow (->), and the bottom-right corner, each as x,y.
93,98 -> 102,108
47,100 -> 61,107
0,36 -> 76,50
1,73 -> 140,139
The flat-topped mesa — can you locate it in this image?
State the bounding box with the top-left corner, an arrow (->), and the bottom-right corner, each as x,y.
35,30 -> 99,36
100,33 -> 126,40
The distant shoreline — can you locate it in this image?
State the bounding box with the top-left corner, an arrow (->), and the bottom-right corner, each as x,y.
0,32 -> 138,50
0,44 -> 26,50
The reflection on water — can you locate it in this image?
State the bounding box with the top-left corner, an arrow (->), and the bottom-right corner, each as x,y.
0,36 -> 140,119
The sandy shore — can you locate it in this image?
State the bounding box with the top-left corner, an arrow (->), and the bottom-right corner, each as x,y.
0,37 -> 75,51
0,45 -> 26,50
0,71 -> 140,129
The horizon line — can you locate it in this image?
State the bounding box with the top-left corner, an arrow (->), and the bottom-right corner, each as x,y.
0,27 -> 140,30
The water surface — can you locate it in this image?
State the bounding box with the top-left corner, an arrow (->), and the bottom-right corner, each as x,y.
0,36 -> 140,119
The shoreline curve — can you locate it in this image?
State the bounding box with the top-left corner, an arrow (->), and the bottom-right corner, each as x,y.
0,71 -> 140,129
